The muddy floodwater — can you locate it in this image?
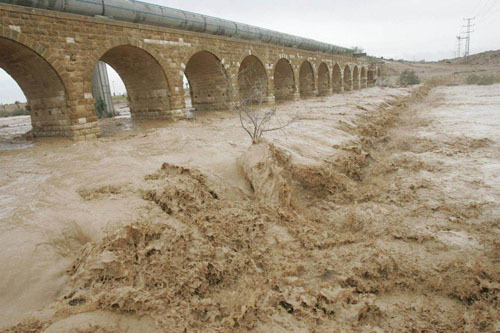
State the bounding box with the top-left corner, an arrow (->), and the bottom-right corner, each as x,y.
0,115 -> 32,150
0,84 -> 499,331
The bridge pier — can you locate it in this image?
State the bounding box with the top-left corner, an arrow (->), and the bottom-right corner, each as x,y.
67,98 -> 100,140
27,96 -> 70,137
264,94 -> 276,104
169,90 -> 187,111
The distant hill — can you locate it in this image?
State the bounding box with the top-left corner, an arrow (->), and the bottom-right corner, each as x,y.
440,50 -> 500,66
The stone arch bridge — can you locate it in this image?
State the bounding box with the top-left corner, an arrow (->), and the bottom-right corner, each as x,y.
0,3 -> 378,140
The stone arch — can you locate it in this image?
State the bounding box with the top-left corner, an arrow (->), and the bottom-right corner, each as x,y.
0,25 -> 73,94
343,65 -> 352,91
332,63 -> 342,93
238,55 -> 268,103
235,50 -> 268,70
91,44 -> 172,119
318,62 -> 331,96
361,67 -> 367,88
299,60 -> 315,98
353,66 -> 360,90
184,50 -> 229,110
182,45 -> 226,69
274,58 -> 296,101
86,38 -> 174,92
0,36 -> 72,137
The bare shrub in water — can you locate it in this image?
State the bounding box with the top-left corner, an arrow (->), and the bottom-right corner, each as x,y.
232,63 -> 298,144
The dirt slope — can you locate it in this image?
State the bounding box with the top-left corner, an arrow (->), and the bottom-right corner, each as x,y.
442,49 -> 500,66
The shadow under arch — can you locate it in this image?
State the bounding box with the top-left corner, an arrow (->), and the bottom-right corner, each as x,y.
361,67 -> 367,88
343,65 -> 352,91
318,62 -> 331,96
274,58 -> 296,102
184,50 -> 230,111
332,63 -> 342,93
238,55 -> 268,103
0,36 -> 71,137
353,65 -> 360,90
91,44 -> 172,119
299,60 -> 315,98
368,68 -> 376,86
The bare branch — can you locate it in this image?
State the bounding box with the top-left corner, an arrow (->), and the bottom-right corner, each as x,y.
228,60 -> 299,143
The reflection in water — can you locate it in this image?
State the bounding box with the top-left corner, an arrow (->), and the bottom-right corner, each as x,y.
98,103 -> 135,137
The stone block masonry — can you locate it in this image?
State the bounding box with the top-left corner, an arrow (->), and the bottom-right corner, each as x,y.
0,3 -> 379,140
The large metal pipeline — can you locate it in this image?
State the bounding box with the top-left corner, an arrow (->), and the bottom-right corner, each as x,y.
1,0 -> 352,55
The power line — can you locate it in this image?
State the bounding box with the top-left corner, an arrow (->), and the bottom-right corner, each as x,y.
476,0 -> 498,18
458,1 -> 499,58
471,0 -> 489,17
478,1 -> 500,25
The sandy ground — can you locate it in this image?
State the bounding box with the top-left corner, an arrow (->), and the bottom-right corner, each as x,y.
0,73 -> 499,331
378,58 -> 500,88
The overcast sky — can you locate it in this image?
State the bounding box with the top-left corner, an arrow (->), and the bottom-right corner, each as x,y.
1,0 -> 499,104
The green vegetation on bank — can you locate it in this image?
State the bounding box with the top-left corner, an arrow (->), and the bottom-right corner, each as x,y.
94,97 -> 113,118
399,70 -> 421,86
466,73 -> 499,86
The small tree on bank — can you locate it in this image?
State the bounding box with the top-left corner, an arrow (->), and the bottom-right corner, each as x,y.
399,70 -> 421,86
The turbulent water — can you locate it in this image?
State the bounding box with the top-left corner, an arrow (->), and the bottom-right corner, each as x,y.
0,115 -> 32,150
0,83 -> 499,331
